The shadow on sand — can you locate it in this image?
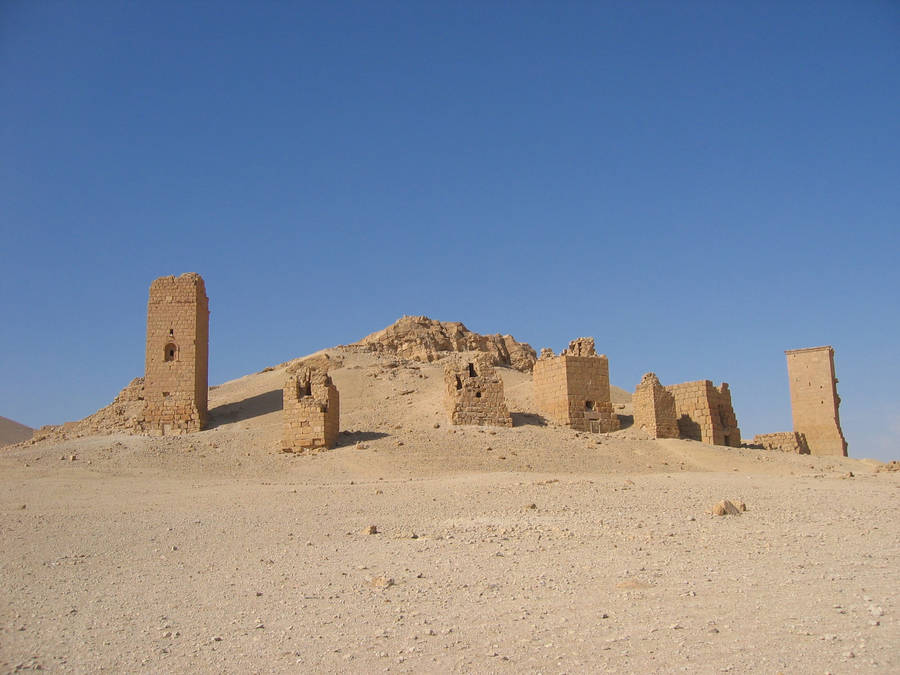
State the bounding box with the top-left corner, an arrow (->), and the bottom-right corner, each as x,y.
208,389 -> 283,429
335,430 -> 391,448
617,414 -> 634,430
512,412 -> 547,427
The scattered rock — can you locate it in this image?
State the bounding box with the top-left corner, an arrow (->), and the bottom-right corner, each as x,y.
525,503 -> 537,510
711,500 -> 742,516
366,525 -> 379,535
368,575 -> 395,590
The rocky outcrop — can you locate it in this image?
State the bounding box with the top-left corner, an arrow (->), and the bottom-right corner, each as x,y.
33,378 -> 146,441
349,316 -> 537,372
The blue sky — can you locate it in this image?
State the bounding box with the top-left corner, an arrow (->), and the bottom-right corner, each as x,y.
2,1 -> 898,460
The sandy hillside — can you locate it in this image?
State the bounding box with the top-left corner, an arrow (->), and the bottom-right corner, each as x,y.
1,347 -> 897,673
0,416 -> 32,447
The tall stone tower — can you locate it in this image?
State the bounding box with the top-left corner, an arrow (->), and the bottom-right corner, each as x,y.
143,273 -> 209,434
785,346 -> 847,456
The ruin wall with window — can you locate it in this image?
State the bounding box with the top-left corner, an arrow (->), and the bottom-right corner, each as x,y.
142,273 -> 209,435
665,380 -> 740,447
533,337 -> 619,433
443,353 -> 512,427
282,365 -> 340,451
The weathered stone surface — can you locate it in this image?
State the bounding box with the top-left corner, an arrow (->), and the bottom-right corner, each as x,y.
633,373 -> 678,439
665,380 -> 741,447
282,365 -> 340,451
443,353 -> 512,427
349,316 -> 536,372
752,432 -> 810,454
142,273 -> 209,435
785,346 -> 847,457
533,338 -> 619,433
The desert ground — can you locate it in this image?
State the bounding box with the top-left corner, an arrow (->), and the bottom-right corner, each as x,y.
1,348 -> 897,673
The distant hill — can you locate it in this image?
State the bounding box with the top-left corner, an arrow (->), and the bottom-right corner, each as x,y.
0,416 -> 33,446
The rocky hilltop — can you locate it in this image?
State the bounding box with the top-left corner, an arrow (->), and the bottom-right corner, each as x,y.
349,315 -> 537,371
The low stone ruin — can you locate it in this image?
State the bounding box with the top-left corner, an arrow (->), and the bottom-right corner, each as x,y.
751,432 -> 810,454
533,338 -> 620,433
282,365 -> 340,451
443,354 -> 512,427
632,373 -> 679,439
665,380 -> 741,447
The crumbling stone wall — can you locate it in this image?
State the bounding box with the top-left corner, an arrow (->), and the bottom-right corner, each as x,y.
752,432 -> 810,454
666,380 -> 741,447
533,338 -> 620,433
633,373 -> 678,438
785,346 -> 847,457
283,366 -> 340,451
143,273 -> 209,435
443,353 -> 512,427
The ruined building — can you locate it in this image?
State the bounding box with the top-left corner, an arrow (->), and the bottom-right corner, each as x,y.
282,365 -> 340,451
785,346 -> 847,456
752,432 -> 810,455
665,380 -> 741,447
632,373 -> 679,439
533,338 -> 620,433
443,354 -> 512,427
143,273 -> 209,435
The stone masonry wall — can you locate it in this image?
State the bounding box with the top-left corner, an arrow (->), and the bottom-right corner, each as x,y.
632,372 -> 678,438
282,365 -> 340,451
666,380 -> 741,447
786,346 -> 847,457
443,353 -> 512,427
533,338 -> 619,433
752,432 -> 810,454
143,273 -> 209,435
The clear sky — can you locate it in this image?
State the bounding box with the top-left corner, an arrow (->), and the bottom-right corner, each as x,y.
2,1 -> 898,460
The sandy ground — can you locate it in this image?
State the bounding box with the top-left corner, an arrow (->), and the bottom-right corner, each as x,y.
1,350 -> 897,673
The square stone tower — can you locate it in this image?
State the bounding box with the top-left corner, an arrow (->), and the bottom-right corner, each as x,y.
632,372 -> 679,438
533,338 -> 620,433
785,346 -> 847,456
143,273 -> 209,434
282,365 -> 340,451
665,380 -> 741,447
443,353 -> 512,427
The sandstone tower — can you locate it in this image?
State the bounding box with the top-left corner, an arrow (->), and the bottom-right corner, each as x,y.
533,338 -> 619,433
444,354 -> 512,427
282,365 -> 340,451
143,273 -> 209,434
665,380 -> 740,447
632,372 -> 678,438
785,346 -> 847,456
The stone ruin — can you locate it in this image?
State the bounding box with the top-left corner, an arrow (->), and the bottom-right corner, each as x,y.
533,338 -> 619,433
632,373 -> 679,439
443,353 -> 512,427
785,346 -> 847,456
142,273 -> 210,435
751,432 -> 810,454
282,365 -> 340,451
665,380 -> 741,447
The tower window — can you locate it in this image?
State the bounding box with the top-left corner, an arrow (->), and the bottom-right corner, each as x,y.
164,342 -> 178,362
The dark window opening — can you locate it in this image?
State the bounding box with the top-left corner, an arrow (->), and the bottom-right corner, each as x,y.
723,434 -> 731,446
300,381 -> 312,396
475,391 -> 482,398
164,342 -> 177,361
455,375 -> 462,390
168,329 -> 174,337
468,363 -> 477,378
585,400 -> 594,410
